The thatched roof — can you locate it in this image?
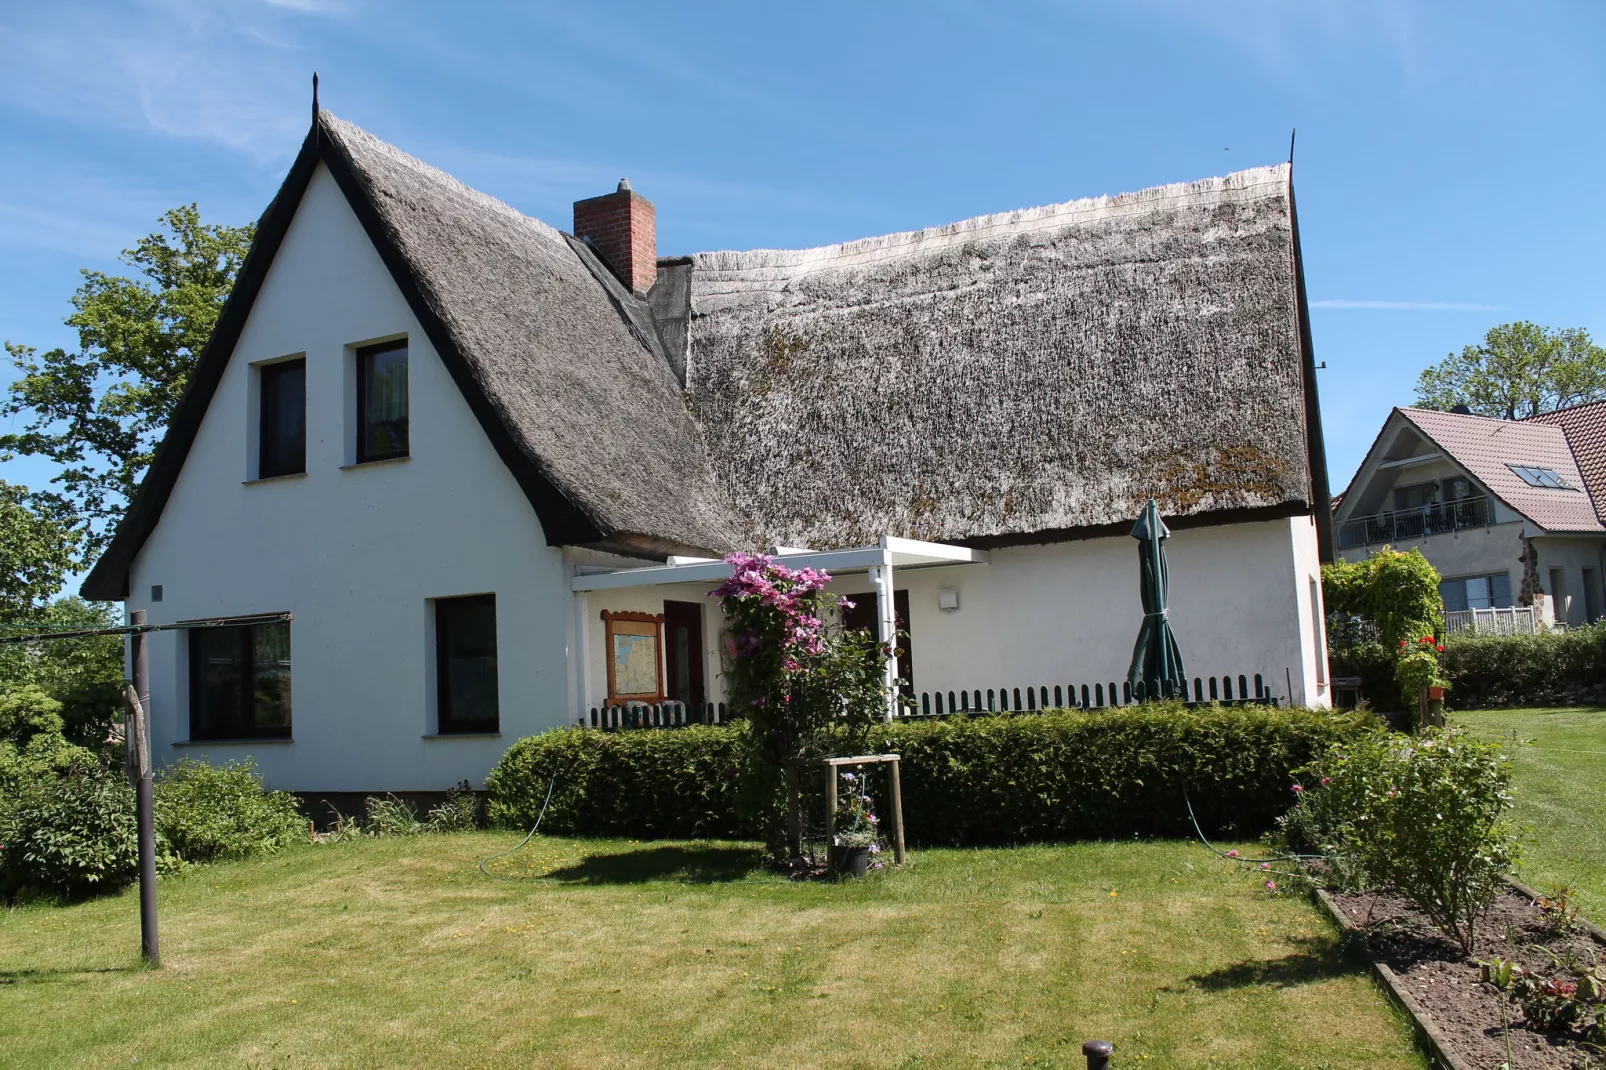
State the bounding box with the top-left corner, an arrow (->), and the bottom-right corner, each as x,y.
671,166 -> 1322,548
317,115 -> 740,556
84,113 -> 741,597
85,117 -> 1329,599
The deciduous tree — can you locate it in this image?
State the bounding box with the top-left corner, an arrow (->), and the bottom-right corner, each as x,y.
0,481 -> 79,622
1415,321 -> 1606,419
2,206 -> 254,556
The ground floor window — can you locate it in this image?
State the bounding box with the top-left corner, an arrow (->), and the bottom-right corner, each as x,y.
1439,572 -> 1511,613
189,620 -> 292,740
436,594 -> 498,733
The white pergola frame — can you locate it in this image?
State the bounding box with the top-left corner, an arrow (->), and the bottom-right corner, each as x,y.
571,536 -> 989,720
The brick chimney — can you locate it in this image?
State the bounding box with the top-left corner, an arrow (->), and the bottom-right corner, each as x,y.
573,179 -> 657,295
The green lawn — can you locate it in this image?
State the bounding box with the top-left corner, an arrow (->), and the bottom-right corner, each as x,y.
0,835 -> 1426,1070
1452,705 -> 1606,919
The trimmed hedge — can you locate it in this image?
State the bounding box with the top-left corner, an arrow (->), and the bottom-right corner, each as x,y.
487,705 -> 1371,846
1441,623 -> 1606,709
487,724 -> 755,840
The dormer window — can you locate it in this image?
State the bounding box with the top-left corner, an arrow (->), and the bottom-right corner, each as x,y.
1508,464 -> 1575,490
258,358 -> 306,478
357,340 -> 409,462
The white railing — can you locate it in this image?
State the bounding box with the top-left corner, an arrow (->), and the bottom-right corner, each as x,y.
1444,606 -> 1538,637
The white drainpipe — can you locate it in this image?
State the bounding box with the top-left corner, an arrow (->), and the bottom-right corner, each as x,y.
869,547 -> 898,721
572,583 -> 591,723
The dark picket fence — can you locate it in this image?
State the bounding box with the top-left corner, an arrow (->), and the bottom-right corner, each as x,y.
907,673 -> 1277,718
585,672 -> 1277,732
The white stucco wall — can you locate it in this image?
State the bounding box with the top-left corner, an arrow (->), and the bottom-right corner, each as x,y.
1339,522 -> 1527,597
1534,535 -> 1606,626
576,515 -> 1331,713
124,163 -> 574,792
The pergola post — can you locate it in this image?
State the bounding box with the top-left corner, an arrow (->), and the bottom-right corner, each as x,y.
870,548 -> 898,721
572,586 -> 591,724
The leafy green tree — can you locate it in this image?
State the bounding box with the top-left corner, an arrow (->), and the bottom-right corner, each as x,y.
0,481 -> 80,622
1415,321 -> 1606,419
1322,547 -> 1444,649
0,599 -> 124,747
2,206 -> 254,555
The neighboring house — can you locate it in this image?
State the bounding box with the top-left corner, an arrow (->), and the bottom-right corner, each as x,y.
83,111 -> 1334,793
1335,404 -> 1606,630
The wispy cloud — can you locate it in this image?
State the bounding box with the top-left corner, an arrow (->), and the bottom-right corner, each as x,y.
1311,299 -> 1504,312
0,0 -> 339,160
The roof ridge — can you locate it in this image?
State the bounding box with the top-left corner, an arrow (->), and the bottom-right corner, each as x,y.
1520,396 -> 1606,421
691,163 -> 1291,273
319,111 -> 565,243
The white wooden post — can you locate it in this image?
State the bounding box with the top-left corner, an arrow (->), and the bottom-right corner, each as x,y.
870,550 -> 898,721
572,586 -> 591,724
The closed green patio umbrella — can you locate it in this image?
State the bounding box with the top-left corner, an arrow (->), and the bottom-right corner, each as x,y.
1127,498 -> 1187,701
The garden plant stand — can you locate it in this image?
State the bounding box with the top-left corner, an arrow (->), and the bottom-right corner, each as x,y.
822,754 -> 907,866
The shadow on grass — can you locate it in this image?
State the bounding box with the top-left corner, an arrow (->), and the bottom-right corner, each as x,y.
542,844 -> 765,885
1185,937 -> 1364,991
0,965 -> 137,986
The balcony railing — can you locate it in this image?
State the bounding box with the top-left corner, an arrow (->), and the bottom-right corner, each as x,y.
1444,606 -> 1539,637
1336,496 -> 1490,551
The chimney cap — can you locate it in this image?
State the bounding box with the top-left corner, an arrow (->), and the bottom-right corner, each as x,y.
617,178 -> 632,192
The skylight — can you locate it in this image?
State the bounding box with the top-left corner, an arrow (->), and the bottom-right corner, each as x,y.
1508,464 -> 1576,490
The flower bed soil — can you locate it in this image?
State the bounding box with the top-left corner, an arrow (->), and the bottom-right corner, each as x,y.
1322,884 -> 1606,1070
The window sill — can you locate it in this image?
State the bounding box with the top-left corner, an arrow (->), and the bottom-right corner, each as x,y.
341,456 -> 410,471
242,472 -> 307,486
173,737 -> 294,746
422,732 -> 501,740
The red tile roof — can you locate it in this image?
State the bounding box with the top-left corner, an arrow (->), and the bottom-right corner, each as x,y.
1399,407 -> 1604,533
1524,398 -> 1606,524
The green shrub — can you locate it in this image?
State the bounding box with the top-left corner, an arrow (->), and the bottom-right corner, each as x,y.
0,599 -> 126,747
1322,548 -> 1444,649
1440,623 -> 1606,709
0,731 -> 97,799
0,759 -> 137,900
487,706 -> 1370,845
425,783 -> 481,832
364,795 -> 426,836
488,723 -> 754,839
867,705 -> 1367,845
154,759 -> 305,865
0,686 -> 66,746
1292,727 -> 1521,952
1328,642 -> 1406,713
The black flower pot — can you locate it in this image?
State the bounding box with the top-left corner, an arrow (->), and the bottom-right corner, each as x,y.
833,844 -> 871,878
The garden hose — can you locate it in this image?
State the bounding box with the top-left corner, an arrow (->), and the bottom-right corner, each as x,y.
1180,782 -> 1318,873
478,771 -> 560,880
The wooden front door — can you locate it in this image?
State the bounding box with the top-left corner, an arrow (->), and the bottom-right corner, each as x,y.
663,601 -> 706,710
842,589 -> 913,696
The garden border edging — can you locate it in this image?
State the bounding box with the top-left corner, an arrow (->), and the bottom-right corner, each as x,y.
1313,882 -> 1606,1070
1313,888 -> 1469,1070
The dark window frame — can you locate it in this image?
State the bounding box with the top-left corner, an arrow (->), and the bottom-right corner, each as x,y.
187,620 -> 293,741
435,594 -> 499,734
356,339 -> 409,464
258,357 -> 307,479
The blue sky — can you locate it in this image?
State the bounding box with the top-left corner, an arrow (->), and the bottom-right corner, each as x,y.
2,0 -> 1603,504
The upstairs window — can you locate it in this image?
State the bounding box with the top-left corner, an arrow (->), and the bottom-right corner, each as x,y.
1440,572 -> 1512,613
1508,464 -> 1575,490
258,358 -> 306,478
189,620 -> 292,740
357,340 -> 409,462
436,595 -> 498,733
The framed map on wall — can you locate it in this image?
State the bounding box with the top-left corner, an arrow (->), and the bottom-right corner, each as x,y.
601,610 -> 665,706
